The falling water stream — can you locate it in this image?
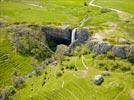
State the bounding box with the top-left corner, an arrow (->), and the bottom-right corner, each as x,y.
71,28 -> 77,43
71,0 -> 95,44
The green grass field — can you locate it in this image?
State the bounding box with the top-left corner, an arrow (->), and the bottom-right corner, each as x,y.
12,54 -> 134,100
0,29 -> 32,86
0,0 -> 87,27
0,0 -> 134,99
94,0 -> 134,14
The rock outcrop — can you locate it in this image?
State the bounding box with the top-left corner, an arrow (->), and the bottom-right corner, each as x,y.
129,46 -> 134,63
56,44 -> 70,56
102,71 -> 111,76
69,28 -> 89,49
86,36 -> 134,63
75,29 -> 89,43
42,26 -> 71,42
118,38 -> 128,44
112,46 -> 129,59
87,40 -> 112,54
93,75 -> 104,85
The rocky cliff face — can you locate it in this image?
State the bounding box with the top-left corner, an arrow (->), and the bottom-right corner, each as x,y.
42,26 -> 71,43
86,37 -> 134,63
6,23 -> 134,63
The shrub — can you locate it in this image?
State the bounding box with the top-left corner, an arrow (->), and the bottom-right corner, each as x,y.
56,72 -> 62,78
60,67 -> 64,71
75,68 -> 78,71
12,71 -> 25,88
67,63 -> 75,70
41,81 -> 46,87
66,66 -> 69,69
84,2 -> 88,6
12,28 -> 52,61
73,45 -> 90,57
55,44 -> 69,65
100,8 -> 111,13
0,87 -> 10,100
117,60 -> 132,71
45,71 -> 48,75
0,86 -> 16,100
107,51 -> 115,59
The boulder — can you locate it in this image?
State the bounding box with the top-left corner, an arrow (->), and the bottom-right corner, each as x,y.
112,46 -> 129,59
118,38 -> 128,44
93,75 -> 104,85
56,44 -> 70,56
128,57 -> 134,63
130,46 -> 134,63
102,71 -> 111,76
130,89 -> 134,100
0,18 -> 7,28
75,29 -> 89,43
87,40 -> 112,54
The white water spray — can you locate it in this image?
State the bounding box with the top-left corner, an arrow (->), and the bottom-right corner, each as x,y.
70,0 -> 96,44
71,28 -> 77,43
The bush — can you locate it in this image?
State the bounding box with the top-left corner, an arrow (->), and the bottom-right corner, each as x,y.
107,51 -> 115,59
12,28 -> 52,61
75,68 -> 78,71
84,2 -> 88,6
67,63 -> 75,70
41,81 -> 46,87
0,87 -> 10,100
100,8 -> 111,13
12,71 -> 25,88
60,67 -> 64,71
0,86 -> 16,100
117,60 -> 132,71
73,45 -> 90,57
56,72 -> 62,78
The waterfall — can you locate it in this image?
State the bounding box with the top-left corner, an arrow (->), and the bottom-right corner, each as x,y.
71,28 -> 77,43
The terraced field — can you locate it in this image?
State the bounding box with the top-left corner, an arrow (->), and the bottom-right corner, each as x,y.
12,55 -> 134,100
0,29 -> 32,86
0,0 -> 134,100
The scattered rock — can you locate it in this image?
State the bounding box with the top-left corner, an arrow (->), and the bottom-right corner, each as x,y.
50,61 -> 58,66
87,40 -> 112,54
129,46 -> 134,63
102,71 -> 111,76
112,46 -> 129,59
44,58 -> 55,65
118,38 -> 128,44
128,57 -> 134,63
0,18 -> 7,28
93,75 -> 104,85
130,90 -> 134,100
56,44 -> 70,56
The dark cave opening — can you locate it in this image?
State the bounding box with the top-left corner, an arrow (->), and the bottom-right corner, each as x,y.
46,34 -> 71,51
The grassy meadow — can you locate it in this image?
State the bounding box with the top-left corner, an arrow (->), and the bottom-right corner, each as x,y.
0,0 -> 134,100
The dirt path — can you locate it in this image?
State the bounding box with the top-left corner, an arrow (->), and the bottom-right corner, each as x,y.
88,1 -> 130,20
27,4 -> 43,8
